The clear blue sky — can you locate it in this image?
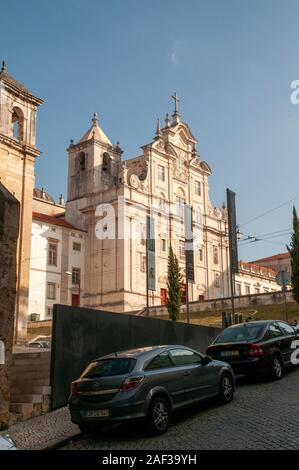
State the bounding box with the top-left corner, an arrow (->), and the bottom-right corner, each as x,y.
1,0 -> 299,262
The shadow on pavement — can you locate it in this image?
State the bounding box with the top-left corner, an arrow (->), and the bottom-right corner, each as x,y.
81,366 -> 299,443
235,365 -> 299,387
82,398 -> 227,442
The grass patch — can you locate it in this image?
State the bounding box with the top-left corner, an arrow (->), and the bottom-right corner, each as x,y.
152,302 -> 299,328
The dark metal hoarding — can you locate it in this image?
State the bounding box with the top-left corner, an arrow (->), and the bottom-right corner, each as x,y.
184,204 -> 195,282
226,188 -> 238,273
147,216 -> 156,290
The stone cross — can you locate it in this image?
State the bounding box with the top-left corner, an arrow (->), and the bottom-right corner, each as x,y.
172,92 -> 180,114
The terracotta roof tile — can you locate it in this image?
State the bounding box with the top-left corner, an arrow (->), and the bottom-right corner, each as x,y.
32,212 -> 85,232
253,252 -> 290,263
239,260 -> 277,276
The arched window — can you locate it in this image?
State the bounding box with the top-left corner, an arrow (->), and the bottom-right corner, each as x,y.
176,187 -> 185,198
102,152 -> 111,172
175,187 -> 185,218
159,192 -> 166,213
194,207 -> 203,224
78,152 -> 86,172
12,107 -> 24,141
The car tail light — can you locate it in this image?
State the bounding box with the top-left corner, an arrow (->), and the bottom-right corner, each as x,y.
119,376 -> 144,392
71,382 -> 78,396
248,343 -> 264,357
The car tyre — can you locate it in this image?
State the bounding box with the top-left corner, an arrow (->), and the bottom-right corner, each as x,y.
270,355 -> 283,380
147,396 -> 170,435
218,372 -> 234,404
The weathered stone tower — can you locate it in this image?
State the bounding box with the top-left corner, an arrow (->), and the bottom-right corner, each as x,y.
0,183 -> 20,428
0,62 -> 43,342
66,113 -> 125,310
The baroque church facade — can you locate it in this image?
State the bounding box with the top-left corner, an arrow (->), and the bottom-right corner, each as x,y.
65,98 -> 233,313
0,65 -> 279,334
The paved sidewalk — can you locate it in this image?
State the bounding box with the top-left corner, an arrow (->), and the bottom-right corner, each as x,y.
63,368 -> 299,451
0,407 -> 80,450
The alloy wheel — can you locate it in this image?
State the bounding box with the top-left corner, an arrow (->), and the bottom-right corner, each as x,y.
273,357 -> 282,378
222,375 -> 233,401
153,399 -> 169,432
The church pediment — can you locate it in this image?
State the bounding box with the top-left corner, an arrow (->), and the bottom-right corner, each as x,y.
166,122 -> 197,153
177,122 -> 197,143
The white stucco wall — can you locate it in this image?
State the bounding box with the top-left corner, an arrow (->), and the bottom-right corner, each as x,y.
28,219 -> 85,320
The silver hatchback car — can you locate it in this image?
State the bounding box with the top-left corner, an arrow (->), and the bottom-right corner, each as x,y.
69,345 -> 235,435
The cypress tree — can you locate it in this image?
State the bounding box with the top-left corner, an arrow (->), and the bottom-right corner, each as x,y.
166,244 -> 183,321
287,206 -> 299,304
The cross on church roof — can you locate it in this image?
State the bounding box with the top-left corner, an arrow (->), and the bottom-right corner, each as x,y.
171,92 -> 180,125
171,92 -> 180,114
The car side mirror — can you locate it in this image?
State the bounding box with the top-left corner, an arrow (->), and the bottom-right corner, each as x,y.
202,356 -> 211,366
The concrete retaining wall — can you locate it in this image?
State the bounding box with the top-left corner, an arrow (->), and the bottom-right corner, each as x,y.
51,304 -> 221,409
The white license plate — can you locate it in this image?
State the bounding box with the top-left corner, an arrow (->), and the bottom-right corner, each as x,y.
85,409 -> 110,418
221,350 -> 240,357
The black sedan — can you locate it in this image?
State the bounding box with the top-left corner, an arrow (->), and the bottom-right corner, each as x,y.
69,345 -> 235,436
206,320 -> 298,380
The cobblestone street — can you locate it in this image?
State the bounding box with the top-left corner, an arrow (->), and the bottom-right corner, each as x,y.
62,367 -> 299,450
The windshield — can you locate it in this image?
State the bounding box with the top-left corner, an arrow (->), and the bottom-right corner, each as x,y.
81,358 -> 136,378
214,325 -> 264,344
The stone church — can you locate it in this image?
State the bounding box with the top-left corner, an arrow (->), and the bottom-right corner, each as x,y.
65,95 -> 232,313
0,65 -> 280,337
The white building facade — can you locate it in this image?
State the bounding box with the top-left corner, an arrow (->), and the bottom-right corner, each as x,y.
234,261 -> 280,297
64,98 -> 281,313
28,192 -> 85,320
27,97 -> 281,320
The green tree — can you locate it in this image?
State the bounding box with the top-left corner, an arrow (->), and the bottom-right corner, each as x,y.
287,206 -> 299,304
166,244 -> 183,321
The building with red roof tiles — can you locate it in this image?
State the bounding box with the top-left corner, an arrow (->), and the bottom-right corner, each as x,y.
251,252 -> 291,275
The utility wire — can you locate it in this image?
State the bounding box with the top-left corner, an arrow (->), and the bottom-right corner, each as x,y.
239,196 -> 299,228
239,231 -> 291,246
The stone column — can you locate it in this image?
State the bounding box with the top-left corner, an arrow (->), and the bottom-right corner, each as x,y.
0,183 -> 20,429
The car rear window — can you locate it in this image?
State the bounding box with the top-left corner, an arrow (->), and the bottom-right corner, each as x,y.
214,325 -> 264,343
81,358 -> 136,378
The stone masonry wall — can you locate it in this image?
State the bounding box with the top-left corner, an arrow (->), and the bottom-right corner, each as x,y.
0,183 -> 20,429
146,290 -> 294,317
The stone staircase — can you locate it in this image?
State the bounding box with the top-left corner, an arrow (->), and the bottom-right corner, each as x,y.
9,350 -> 51,424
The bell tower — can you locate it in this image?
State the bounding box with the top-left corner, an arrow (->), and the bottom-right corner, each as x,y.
66,113 -> 122,227
0,62 -> 43,342
65,113 -> 124,310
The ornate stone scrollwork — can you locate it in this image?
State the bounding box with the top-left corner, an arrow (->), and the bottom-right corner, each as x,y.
126,156 -> 148,189
174,151 -> 188,181
155,140 -> 166,152
200,161 -> 212,175
129,173 -> 140,189
214,207 -> 222,219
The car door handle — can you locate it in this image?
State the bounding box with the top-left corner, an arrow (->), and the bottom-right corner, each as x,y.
183,370 -> 191,376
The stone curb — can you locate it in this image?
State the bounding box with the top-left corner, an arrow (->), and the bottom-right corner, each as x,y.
1,407 -> 81,450
35,431 -> 83,450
